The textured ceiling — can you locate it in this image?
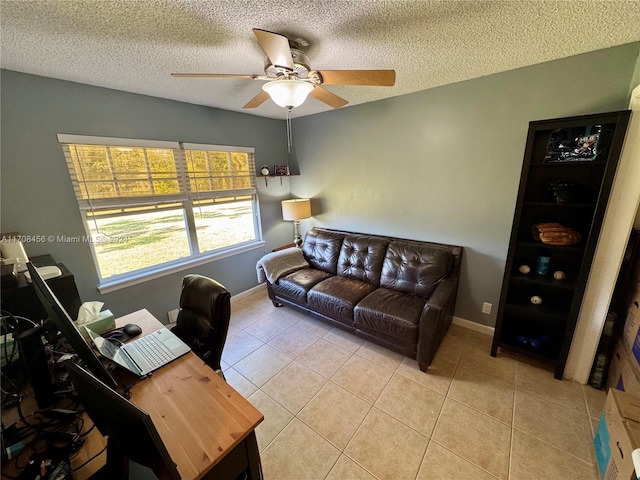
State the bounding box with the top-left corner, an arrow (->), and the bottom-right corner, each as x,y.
1,0 -> 640,120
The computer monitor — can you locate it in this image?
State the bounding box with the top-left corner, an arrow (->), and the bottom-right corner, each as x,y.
27,262 -> 118,390
64,361 -> 180,480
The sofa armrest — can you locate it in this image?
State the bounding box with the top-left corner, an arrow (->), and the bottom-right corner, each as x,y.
416,277 -> 458,370
256,247 -> 309,284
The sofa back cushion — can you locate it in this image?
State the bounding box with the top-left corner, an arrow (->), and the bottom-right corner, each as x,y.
380,241 -> 452,297
303,229 -> 345,274
337,235 -> 389,285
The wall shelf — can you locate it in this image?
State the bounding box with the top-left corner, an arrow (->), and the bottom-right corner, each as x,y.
257,174 -> 299,186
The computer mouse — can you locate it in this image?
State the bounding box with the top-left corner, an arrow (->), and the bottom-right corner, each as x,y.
122,323 -> 142,337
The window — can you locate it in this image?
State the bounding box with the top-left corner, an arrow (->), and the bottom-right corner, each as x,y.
58,135 -> 262,289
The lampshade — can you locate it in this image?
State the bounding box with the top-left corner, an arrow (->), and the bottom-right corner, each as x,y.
263,80 -> 314,109
282,199 -> 311,221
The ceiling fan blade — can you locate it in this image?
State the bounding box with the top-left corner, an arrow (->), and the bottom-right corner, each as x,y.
171,73 -> 261,79
253,28 -> 294,71
243,90 -> 270,109
310,86 -> 348,108
316,70 -> 396,86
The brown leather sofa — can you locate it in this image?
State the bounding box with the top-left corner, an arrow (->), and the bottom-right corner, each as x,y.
265,228 -> 463,371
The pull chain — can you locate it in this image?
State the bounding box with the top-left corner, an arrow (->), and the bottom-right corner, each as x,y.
286,107 -> 293,153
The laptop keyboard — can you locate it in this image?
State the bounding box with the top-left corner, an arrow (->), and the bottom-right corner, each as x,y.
131,335 -> 175,369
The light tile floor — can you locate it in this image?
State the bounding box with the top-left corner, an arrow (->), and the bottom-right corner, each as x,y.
223,288 -> 604,480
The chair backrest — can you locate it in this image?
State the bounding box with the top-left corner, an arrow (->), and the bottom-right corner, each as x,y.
172,275 -> 230,372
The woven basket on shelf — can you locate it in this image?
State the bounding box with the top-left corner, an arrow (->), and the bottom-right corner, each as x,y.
531,223 -> 582,246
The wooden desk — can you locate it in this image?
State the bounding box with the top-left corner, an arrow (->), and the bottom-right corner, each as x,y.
111,309 -> 264,479
32,310 -> 264,480
1,309 -> 263,479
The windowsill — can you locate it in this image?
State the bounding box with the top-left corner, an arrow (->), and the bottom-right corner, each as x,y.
97,241 -> 265,294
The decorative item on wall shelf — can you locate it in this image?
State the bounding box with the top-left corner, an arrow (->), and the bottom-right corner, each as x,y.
553,271 -> 567,280
530,295 -> 542,305
536,256 -> 551,275
274,165 -> 288,176
545,179 -> 579,203
518,265 -> 531,274
517,335 -> 550,350
544,125 -> 603,163
532,223 -> 581,246
260,165 -> 271,176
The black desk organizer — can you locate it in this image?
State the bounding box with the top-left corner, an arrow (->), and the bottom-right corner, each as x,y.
0,254 -> 82,322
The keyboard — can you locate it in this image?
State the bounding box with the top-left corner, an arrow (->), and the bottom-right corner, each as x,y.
130,335 -> 175,369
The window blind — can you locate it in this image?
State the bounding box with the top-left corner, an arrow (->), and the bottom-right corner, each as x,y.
59,136 -> 256,213
182,142 -> 256,200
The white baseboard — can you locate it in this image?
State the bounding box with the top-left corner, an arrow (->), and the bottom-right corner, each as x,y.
231,283 -> 267,303
452,316 -> 495,336
167,284 -> 266,323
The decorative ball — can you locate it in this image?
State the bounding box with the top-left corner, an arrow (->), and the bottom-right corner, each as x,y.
553,271 -> 566,280
261,166 -> 270,176
518,265 -> 531,274
530,295 -> 542,305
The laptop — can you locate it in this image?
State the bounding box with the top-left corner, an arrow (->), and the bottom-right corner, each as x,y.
86,326 -> 191,377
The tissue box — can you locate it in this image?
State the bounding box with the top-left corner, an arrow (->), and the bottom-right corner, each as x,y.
78,310 -> 115,339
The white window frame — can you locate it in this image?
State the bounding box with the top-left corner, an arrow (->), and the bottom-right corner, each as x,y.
58,134 -> 264,293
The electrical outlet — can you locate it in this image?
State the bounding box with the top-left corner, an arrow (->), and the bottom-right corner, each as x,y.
167,309 -> 179,325
482,302 -> 492,314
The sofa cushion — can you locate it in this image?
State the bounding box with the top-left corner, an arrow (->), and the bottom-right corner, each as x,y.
272,268 -> 333,303
380,241 -> 452,298
307,276 -> 377,324
303,229 -> 345,274
354,288 -> 426,343
337,235 -> 389,286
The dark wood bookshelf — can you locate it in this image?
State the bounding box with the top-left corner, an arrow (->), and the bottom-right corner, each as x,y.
491,110 -> 631,379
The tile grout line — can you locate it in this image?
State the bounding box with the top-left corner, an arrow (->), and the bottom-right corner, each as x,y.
511,383 -> 597,468
240,298 -> 598,479
508,359 -> 518,480
581,384 -> 601,441
514,363 -> 597,469
511,426 -> 598,467
236,299 -> 515,478
430,331 -> 464,430
413,342 -> 463,480
337,403 -> 382,480
427,440 -> 503,480
513,383 -> 590,416
421,332 -> 507,480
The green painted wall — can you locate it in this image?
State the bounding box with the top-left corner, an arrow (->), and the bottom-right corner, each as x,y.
631,45 -> 640,94
2,42 -> 638,327
289,42 -> 640,326
0,71 -> 292,320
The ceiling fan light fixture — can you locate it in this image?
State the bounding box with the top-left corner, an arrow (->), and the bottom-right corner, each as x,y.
262,79 -> 314,108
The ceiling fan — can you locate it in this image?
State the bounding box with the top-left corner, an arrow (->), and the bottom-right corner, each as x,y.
171,28 -> 396,111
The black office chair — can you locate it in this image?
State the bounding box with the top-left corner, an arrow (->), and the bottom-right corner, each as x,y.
170,275 -> 231,379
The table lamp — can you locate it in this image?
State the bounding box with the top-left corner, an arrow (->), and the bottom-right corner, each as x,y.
281,199 -> 311,247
